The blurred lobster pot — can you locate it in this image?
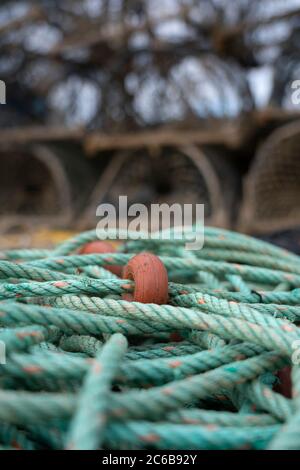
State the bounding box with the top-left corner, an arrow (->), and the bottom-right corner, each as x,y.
78,145 -> 240,231
0,142 -> 97,235
238,120 -> 300,254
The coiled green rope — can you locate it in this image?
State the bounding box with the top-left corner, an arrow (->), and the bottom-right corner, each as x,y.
0,226 -> 299,450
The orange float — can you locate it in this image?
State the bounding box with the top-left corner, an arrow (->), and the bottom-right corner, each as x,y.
122,252 -> 168,305
79,240 -> 123,277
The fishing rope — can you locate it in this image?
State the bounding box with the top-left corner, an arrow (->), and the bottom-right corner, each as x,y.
0,226 -> 299,450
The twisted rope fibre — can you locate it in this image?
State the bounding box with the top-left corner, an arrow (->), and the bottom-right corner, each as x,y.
0,227 -> 299,450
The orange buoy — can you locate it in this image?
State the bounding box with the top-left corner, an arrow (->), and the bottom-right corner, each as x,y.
122,252 -> 168,304
79,241 -> 123,277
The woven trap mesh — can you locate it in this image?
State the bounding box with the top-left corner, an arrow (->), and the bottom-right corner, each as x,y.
79,145 -> 238,230
239,121 -> 300,234
0,144 -> 96,234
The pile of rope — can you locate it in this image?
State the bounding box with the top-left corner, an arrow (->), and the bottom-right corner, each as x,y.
0,227 -> 300,450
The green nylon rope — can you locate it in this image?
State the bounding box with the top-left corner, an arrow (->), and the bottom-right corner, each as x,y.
0,226 -> 299,449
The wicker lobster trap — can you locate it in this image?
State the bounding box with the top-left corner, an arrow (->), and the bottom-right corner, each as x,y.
0,143 -> 96,234
78,144 -> 239,231
238,120 -> 300,234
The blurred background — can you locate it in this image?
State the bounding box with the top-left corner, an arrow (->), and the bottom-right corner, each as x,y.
0,0 -> 300,250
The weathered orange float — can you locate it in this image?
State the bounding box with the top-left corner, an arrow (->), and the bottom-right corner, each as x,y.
79,240 -> 123,277
122,252 -> 168,305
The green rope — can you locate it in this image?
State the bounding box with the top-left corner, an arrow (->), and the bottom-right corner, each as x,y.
0,226 -> 300,449
66,333 -> 128,450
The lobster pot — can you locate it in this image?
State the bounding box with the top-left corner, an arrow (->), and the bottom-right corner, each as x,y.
239,120 -> 300,234
0,143 -> 96,233
78,145 -> 239,230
